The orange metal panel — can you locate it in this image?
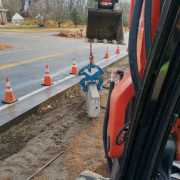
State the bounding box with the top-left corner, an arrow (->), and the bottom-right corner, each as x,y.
172,119 -> 180,160
108,72 -> 135,158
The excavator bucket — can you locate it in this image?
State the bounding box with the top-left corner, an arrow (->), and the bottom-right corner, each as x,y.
87,9 -> 124,43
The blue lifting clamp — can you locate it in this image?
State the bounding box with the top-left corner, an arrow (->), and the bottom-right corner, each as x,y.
79,63 -> 104,92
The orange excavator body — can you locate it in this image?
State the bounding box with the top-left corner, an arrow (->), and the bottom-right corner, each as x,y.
172,119 -> 180,160
107,0 -> 180,162
108,72 -> 134,158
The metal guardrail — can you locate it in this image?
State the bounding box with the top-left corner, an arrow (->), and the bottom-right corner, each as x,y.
0,53 -> 128,127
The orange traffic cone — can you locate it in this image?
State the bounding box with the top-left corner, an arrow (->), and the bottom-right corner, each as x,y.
42,64 -> 53,86
2,77 -> 17,104
70,62 -> 78,75
115,46 -> 120,55
104,48 -> 110,59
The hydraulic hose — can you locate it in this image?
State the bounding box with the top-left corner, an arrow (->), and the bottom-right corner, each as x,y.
103,71 -> 124,172
144,0 -> 153,57
129,0 -> 155,90
128,0 -> 144,91
103,79 -> 114,172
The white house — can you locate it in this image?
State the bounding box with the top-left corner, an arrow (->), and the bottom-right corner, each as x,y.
12,13 -> 24,25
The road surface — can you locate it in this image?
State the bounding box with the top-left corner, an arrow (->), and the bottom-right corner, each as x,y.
0,31 -> 128,106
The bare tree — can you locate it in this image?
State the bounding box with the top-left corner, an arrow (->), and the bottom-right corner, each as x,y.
2,0 -> 22,17
51,0 -> 66,27
119,1 -> 130,27
2,0 -> 90,25
68,0 -> 74,12
29,0 -> 49,18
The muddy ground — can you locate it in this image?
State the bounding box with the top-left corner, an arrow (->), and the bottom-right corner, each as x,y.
0,58 -> 129,180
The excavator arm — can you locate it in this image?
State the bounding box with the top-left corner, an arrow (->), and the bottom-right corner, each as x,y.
86,0 -> 124,43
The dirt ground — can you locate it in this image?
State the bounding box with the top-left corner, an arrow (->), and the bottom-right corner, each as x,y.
0,58 -> 129,180
58,28 -> 85,39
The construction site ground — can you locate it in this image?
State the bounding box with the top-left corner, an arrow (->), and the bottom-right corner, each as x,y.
0,57 -> 129,180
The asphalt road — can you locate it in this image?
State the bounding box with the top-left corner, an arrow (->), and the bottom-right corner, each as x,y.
0,31 -> 128,106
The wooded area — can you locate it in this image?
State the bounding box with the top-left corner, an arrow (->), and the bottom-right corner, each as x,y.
2,0 -> 130,26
